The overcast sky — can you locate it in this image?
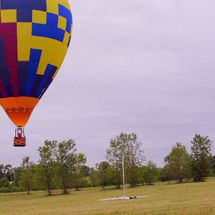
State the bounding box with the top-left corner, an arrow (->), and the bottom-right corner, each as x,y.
1,0 -> 215,167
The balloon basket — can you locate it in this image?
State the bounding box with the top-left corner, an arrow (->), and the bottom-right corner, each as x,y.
14,127 -> 26,147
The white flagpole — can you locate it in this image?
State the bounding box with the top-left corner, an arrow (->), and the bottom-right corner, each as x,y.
122,154 -> 126,197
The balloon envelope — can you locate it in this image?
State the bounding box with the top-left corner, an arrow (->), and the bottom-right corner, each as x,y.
0,0 -> 73,127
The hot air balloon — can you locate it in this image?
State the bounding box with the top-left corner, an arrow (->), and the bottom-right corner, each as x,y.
0,0 -> 73,147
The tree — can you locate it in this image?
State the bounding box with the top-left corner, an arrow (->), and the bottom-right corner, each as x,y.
96,161 -> 114,190
191,135 -> 212,182
210,156 -> 215,175
158,167 -> 171,182
0,165 -> 13,193
142,161 -> 158,185
19,157 -> 34,195
164,143 -> 191,183
3,165 -> 13,182
37,140 -> 58,195
0,164 -> 13,181
81,165 -> 91,177
71,153 -> 87,191
13,167 -> 22,189
56,139 -> 77,194
106,133 -> 144,188
89,168 -> 99,187
0,165 -> 4,179
0,178 -> 11,193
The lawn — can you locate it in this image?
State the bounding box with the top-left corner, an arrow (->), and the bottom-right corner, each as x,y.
0,179 -> 215,215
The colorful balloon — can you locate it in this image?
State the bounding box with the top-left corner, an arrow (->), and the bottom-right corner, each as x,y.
0,0 -> 73,146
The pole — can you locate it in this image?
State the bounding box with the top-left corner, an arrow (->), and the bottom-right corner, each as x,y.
122,154 -> 126,197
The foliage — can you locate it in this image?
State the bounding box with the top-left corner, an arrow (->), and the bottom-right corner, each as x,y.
19,157 -> 34,195
141,161 -> 158,185
0,178 -> 11,193
96,161 -> 114,190
1,134 -> 215,194
0,164 -> 14,181
71,153 -> 87,191
210,156 -> 215,176
158,167 -> 171,182
13,167 -> 22,187
55,139 -> 77,194
106,133 -> 144,188
164,143 -> 191,183
37,140 -> 58,195
191,135 -> 213,182
0,165 -> 14,193
89,168 -> 99,187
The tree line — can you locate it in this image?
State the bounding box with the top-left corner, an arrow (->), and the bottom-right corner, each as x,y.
0,133 -> 214,195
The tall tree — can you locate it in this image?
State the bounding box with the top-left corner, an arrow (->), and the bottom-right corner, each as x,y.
13,167 -> 22,188
0,164 -> 13,181
19,157 -> 34,195
72,153 -> 87,191
142,161 -> 158,185
3,165 -> 13,182
106,133 -> 144,188
0,165 -> 4,179
210,156 -> 215,175
81,165 -> 91,177
37,140 -> 57,195
0,178 -> 10,193
56,139 -> 77,194
89,168 -> 99,187
191,135 -> 212,182
164,143 -> 191,183
96,161 -> 114,190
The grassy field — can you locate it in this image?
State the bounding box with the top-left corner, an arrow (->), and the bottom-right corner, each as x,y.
1,179 -> 215,215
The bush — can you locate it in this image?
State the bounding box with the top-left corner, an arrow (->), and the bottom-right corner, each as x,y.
11,184 -> 22,192
0,186 -> 12,193
0,178 -> 10,187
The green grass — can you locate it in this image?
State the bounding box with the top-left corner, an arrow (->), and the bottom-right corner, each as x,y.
1,179 -> 215,215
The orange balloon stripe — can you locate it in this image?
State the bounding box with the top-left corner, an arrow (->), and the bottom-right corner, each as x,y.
0,97 -> 39,127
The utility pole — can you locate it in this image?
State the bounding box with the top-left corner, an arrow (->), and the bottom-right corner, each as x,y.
122,154 -> 126,197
